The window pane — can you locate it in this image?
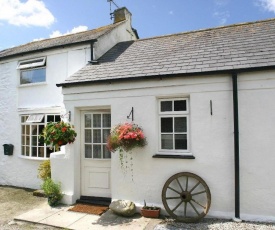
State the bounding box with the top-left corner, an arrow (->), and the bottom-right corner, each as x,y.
103,145 -> 111,159
38,147 -> 44,157
20,68 -> 46,84
103,129 -> 110,143
174,117 -> 187,132
161,134 -> 173,149
161,101 -> 172,112
55,115 -> 61,122
32,126 -> 38,135
32,136 -> 37,146
32,147 -> 37,157
175,134 -> 187,150
26,136 -> 30,145
174,100 -> 187,111
85,114 -> 92,128
161,117 -> 173,133
93,145 -> 101,158
22,136 -> 25,145
85,145 -> 92,158
93,130 -> 101,143
103,114 -> 111,128
26,147 -> 30,156
93,114 -> 101,127
85,130 -> 92,143
47,115 -> 54,122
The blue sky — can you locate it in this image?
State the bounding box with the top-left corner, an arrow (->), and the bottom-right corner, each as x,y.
1,0 -> 275,50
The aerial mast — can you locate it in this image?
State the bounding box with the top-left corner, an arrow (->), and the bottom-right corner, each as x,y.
107,0 -> 120,20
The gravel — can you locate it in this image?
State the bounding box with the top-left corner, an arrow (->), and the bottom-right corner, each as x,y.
0,186 -> 59,230
154,218 -> 275,230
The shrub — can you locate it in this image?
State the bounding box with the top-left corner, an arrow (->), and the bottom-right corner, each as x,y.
38,160 -> 51,181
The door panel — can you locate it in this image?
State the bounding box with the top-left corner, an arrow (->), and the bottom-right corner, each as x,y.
81,112 -> 111,197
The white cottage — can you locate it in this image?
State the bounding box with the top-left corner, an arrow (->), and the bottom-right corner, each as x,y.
56,18 -> 275,222
0,8 -> 137,188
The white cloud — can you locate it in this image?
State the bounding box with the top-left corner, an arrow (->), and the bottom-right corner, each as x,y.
213,11 -> 230,25
257,0 -> 275,13
49,26 -> 88,38
0,0 -> 55,27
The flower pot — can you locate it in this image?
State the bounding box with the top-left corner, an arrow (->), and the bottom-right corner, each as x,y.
141,208 -> 160,218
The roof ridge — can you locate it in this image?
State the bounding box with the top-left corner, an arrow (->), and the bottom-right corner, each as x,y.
136,17 -> 275,42
3,22 -> 124,51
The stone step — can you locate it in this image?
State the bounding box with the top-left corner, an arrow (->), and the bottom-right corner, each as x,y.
76,196 -> 111,206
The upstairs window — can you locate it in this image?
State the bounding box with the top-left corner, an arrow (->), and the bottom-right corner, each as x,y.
17,57 -> 46,85
159,98 -> 189,153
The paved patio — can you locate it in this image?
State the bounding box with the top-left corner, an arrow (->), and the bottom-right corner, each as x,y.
14,203 -> 162,230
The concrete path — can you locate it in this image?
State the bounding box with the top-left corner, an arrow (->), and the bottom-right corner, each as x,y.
14,203 -> 162,230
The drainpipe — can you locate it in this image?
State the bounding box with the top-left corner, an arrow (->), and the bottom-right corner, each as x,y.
232,73 -> 241,222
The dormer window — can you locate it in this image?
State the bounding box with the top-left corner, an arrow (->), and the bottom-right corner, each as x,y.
17,57 -> 46,85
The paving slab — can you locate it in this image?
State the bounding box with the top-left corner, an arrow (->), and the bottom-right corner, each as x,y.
14,204 -> 61,223
39,209 -> 87,228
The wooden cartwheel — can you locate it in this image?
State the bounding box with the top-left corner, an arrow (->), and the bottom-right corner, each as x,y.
162,172 -> 211,223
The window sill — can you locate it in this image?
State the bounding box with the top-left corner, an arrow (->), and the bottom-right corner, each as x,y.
18,82 -> 47,88
152,154 -> 195,159
18,155 -> 48,161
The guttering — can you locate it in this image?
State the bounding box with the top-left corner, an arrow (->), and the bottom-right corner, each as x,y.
56,65 -> 275,87
232,72 -> 241,221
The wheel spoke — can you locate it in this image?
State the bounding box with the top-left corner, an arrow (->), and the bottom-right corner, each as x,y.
189,201 -> 200,216
166,196 -> 181,200
184,202 -> 187,217
189,181 -> 200,193
176,178 -> 184,192
168,186 -> 181,195
172,200 -> 184,213
185,176 -> 189,191
192,199 -> 206,209
191,190 -> 206,196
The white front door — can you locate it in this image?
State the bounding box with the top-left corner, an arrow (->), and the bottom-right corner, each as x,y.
81,111 -> 111,198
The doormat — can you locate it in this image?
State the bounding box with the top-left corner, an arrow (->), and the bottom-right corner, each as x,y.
68,203 -> 109,215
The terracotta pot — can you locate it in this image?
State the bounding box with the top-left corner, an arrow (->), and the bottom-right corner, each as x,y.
141,208 -> 160,218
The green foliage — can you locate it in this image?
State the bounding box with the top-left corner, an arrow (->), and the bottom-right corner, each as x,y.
38,160 -> 51,181
42,178 -> 63,207
41,121 -> 77,151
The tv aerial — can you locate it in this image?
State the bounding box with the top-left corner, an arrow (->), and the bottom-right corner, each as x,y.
107,0 -> 120,20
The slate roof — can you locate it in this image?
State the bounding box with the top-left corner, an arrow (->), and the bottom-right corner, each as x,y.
0,22 -> 124,60
59,18 -> 275,87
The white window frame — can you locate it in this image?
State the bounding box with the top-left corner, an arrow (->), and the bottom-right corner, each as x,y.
17,57 -> 46,85
17,57 -> 46,70
158,98 -> 190,154
21,114 -> 61,159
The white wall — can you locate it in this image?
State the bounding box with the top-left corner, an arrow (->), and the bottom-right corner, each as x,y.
0,45 -> 90,189
60,70 -> 275,222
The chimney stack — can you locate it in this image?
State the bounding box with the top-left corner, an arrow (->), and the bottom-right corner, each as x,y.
113,7 -> 132,24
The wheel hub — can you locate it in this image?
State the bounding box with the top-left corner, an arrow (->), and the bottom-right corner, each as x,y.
180,191 -> 192,202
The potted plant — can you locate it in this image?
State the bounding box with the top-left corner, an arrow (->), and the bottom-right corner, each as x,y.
141,200 -> 161,218
42,178 -> 63,207
41,121 -> 77,151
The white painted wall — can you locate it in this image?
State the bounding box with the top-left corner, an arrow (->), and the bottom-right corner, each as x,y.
59,70 -> 275,222
0,18 -> 138,190
0,45 -> 90,189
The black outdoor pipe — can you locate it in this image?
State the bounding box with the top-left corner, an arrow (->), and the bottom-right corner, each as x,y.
232,72 -> 240,219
